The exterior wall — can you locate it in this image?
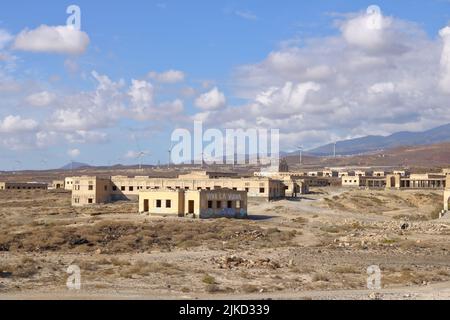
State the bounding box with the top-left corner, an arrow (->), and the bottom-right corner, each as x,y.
138,189 -> 248,219
444,190 -> 450,212
445,175 -> 450,211
52,180 -> 65,189
354,170 -> 369,177
0,182 -> 47,190
373,171 -> 385,177
184,191 -> 202,216
65,178 -> 75,190
342,176 -> 363,187
363,178 -> 386,188
322,170 -> 338,178
198,189 -> 247,219
110,175 -> 284,201
386,174 -> 401,189
393,170 -> 408,177
71,177 -> 111,206
139,190 -> 184,216
338,171 -> 350,178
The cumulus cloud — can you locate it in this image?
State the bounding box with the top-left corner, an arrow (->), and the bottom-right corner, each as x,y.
439,26 -> 450,94
25,91 -> 56,107
67,148 -> 80,158
148,70 -> 186,83
13,25 -> 90,55
128,79 -> 184,121
0,29 -> 13,50
0,115 -> 38,133
202,7 -> 450,149
194,87 -> 226,110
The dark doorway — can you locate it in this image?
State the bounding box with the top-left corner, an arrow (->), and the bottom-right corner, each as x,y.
188,200 -> 195,214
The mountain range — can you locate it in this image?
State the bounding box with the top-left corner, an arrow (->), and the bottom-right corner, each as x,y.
307,123 -> 450,156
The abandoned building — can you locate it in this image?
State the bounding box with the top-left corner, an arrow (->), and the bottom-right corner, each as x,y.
71,176 -> 112,206
444,174 -> 450,212
342,176 -> 386,188
0,182 -> 48,190
69,171 -> 306,206
139,188 -> 248,219
51,180 -> 65,190
386,173 -> 447,189
342,170 -> 448,190
64,177 -> 75,191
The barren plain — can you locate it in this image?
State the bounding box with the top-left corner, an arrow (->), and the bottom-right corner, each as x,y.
0,187 -> 449,300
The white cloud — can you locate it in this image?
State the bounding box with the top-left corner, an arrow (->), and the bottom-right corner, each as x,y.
25,91 -> 56,107
194,87 -> 226,110
65,130 -> 108,144
205,8 -> 450,149
128,79 -> 184,121
235,10 -> 258,21
124,151 -> 140,159
0,29 -> 13,50
148,70 -> 186,83
439,26 -> 450,94
0,115 -> 38,133
67,148 -> 80,158
13,25 -> 90,55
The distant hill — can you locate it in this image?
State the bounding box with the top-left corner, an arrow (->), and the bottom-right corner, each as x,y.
284,142 -> 450,169
307,123 -> 450,156
60,162 -> 91,170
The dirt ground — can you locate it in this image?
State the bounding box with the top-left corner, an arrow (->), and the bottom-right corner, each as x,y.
0,187 -> 449,300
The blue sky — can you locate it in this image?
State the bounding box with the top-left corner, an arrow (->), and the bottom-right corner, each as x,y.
1,0 -> 450,170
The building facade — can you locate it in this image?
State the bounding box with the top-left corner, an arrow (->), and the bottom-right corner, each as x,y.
444,174 -> 450,212
0,182 -> 48,190
69,171 -> 294,206
71,176 -> 112,206
139,188 -> 248,219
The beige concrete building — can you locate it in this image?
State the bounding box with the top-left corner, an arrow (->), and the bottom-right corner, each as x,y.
444,174 -> 450,212
342,175 -> 385,188
109,171 -> 285,201
342,176 -> 365,187
373,171 -> 386,177
52,180 -> 65,190
69,171 -> 296,206
139,188 -> 248,219
386,173 -> 446,190
65,177 -> 75,190
0,182 -> 47,190
354,170 -> 370,177
71,176 -> 112,206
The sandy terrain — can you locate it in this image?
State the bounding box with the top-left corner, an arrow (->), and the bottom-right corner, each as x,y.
0,187 -> 449,300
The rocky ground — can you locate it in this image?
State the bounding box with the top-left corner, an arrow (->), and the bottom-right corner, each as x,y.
0,187 -> 449,300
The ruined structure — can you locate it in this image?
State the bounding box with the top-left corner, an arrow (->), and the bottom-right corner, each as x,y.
0,182 -> 47,190
444,174 -> 450,212
71,176 -> 112,206
139,188 -> 247,219
69,171 -> 302,206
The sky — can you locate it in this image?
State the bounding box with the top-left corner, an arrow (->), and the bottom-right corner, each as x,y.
1,0 -> 450,170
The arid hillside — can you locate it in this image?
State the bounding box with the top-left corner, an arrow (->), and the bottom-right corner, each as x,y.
287,142 -> 450,170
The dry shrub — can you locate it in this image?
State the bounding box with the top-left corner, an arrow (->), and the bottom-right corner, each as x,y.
202,274 -> 216,285
313,273 -> 330,282
241,284 -> 259,293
